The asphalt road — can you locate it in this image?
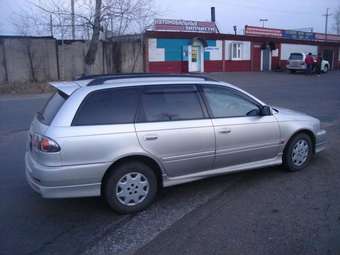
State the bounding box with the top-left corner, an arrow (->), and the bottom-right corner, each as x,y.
0,72 -> 340,255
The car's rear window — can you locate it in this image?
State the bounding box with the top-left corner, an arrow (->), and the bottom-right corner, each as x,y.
38,91 -> 68,125
289,53 -> 303,60
72,87 -> 139,126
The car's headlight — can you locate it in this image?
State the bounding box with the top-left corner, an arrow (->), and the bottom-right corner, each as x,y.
313,119 -> 321,131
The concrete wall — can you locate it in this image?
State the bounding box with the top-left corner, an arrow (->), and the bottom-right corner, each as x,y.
0,37 -> 58,83
102,37 -> 144,74
0,36 -> 144,85
0,40 -> 7,83
120,39 -> 144,73
58,40 -> 105,80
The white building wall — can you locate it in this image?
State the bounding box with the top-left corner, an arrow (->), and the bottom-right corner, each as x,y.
242,42 -> 251,60
280,43 -> 318,60
205,40 -> 223,60
224,40 -> 251,60
148,38 -> 165,62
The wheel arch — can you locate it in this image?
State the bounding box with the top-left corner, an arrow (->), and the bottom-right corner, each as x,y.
284,129 -> 316,154
101,154 -> 165,195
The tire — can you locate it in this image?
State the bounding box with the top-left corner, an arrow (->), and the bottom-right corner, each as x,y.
103,161 -> 158,214
323,65 -> 328,73
283,133 -> 313,172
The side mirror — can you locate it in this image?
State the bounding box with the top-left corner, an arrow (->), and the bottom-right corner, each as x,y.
260,105 -> 272,116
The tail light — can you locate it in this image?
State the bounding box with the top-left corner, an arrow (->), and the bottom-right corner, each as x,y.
31,133 -> 60,153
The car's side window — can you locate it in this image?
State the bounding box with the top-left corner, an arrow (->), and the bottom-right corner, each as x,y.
139,85 -> 205,122
202,85 -> 260,118
72,87 -> 139,126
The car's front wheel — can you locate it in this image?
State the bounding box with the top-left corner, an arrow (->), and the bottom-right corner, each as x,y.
103,161 -> 158,214
283,133 -> 313,172
323,65 -> 328,73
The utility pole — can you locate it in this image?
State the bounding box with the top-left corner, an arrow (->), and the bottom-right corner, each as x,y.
49,14 -> 53,37
233,25 -> 237,35
323,8 -> 332,41
71,0 -> 75,39
260,18 -> 268,28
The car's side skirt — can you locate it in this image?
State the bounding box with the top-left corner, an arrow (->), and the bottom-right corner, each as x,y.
162,155 -> 283,187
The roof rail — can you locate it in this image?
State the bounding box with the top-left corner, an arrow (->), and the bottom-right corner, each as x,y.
77,72 -> 148,80
79,73 -> 217,86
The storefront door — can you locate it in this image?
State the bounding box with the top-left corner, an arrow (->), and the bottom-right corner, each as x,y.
251,44 -> 261,71
189,46 -> 201,72
261,48 -> 271,71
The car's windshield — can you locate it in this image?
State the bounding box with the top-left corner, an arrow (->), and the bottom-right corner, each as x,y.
38,91 -> 68,125
289,53 -> 303,60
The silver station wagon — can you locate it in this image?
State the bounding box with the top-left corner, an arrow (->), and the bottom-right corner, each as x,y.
25,74 -> 326,214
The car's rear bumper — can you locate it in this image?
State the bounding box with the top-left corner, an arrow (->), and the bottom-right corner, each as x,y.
287,65 -> 306,70
315,129 -> 327,154
25,152 -> 110,198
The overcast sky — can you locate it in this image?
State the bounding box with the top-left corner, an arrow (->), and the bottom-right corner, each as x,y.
0,0 -> 339,35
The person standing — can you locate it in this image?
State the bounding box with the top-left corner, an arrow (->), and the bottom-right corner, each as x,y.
305,52 -> 314,75
316,54 -> 323,75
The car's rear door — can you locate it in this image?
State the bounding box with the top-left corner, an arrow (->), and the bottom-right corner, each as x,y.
200,84 -> 281,169
59,87 -> 141,166
135,84 -> 215,177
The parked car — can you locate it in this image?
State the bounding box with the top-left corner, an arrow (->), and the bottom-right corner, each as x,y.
287,52 -> 330,73
25,74 -> 326,214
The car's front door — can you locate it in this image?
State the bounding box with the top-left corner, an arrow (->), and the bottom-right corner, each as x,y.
135,85 -> 215,177
201,84 -> 281,169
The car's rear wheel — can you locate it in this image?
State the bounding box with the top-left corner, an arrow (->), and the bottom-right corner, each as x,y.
103,161 -> 158,214
283,133 -> 313,172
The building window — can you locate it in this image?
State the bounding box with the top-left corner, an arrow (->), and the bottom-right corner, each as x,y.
232,43 -> 242,60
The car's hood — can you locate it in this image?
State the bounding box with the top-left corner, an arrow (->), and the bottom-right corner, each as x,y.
272,106 -> 317,122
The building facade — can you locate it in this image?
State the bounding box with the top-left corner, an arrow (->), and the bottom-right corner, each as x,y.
144,26 -> 340,73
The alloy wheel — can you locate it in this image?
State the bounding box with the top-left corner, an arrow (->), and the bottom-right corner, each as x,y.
291,139 -> 309,166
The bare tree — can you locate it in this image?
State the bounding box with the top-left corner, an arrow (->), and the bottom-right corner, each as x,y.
16,0 -> 156,74
84,0 -> 102,73
333,6 -> 340,35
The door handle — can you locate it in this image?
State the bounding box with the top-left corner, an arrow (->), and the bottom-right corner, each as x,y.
219,128 -> 231,134
144,135 -> 158,141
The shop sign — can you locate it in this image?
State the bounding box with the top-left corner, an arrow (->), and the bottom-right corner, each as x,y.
245,25 -> 340,42
153,19 -> 218,33
282,30 -> 315,40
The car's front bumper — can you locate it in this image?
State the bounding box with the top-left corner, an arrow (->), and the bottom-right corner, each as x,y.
315,129 -> 327,153
25,152 -> 110,198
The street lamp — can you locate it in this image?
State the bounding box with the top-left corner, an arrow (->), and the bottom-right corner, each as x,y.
259,18 -> 268,28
